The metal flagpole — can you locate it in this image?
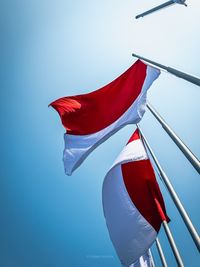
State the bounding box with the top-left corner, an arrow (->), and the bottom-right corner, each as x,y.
132,53 -> 200,87
149,249 -> 156,267
147,102 -> 200,174
153,182 -> 184,266
137,125 -> 200,252
135,1 -> 175,19
156,238 -> 168,267
162,221 -> 184,267
135,0 -> 187,19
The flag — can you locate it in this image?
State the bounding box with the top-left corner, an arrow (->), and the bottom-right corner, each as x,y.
102,129 -> 169,267
49,60 -> 160,175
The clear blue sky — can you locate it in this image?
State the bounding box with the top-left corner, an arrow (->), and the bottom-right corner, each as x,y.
1,0 -> 199,266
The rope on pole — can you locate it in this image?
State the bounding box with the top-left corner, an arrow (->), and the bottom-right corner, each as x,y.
132,53 -> 200,87
147,102 -> 200,174
137,125 -> 200,252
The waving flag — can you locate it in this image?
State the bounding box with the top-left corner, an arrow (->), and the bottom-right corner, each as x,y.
102,129 -> 169,267
49,60 -> 160,175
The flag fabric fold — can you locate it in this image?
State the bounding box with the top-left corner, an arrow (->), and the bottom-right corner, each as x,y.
102,129 -> 169,267
50,60 -> 160,175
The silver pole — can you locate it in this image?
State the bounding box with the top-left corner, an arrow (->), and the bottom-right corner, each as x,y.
137,126 -> 200,252
135,1 -> 175,19
149,249 -> 156,267
156,238 -> 168,267
132,53 -> 200,87
147,102 -> 200,174
162,221 -> 184,267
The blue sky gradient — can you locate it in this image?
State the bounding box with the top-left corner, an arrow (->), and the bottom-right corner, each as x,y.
1,0 -> 200,266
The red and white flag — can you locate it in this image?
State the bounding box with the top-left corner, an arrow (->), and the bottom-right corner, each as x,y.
102,129 -> 169,267
49,60 -> 160,175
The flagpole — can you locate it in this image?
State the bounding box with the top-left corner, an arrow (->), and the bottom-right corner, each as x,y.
135,1 -> 175,19
149,249 -> 156,267
147,102 -> 200,174
162,221 -> 184,267
132,53 -> 200,86
153,185 -> 184,267
137,126 -> 200,252
156,238 -> 168,267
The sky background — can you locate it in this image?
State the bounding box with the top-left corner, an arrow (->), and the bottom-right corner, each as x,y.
1,0 -> 200,266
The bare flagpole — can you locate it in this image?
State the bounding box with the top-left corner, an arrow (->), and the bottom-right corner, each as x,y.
153,185 -> 184,267
162,221 -> 184,267
135,1 -> 175,19
147,102 -> 200,174
149,249 -> 156,267
135,1 -> 187,19
137,125 -> 200,252
156,238 -> 168,267
132,53 -> 200,87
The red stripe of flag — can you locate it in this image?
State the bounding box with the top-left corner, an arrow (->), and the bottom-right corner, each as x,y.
50,60 -> 147,135
122,159 -> 169,233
